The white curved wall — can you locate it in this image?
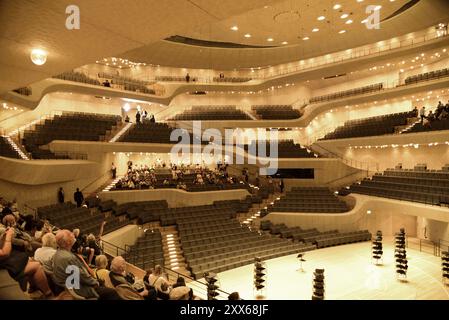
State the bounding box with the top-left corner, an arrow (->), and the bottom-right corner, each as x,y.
262,194 -> 449,239
99,188 -> 250,207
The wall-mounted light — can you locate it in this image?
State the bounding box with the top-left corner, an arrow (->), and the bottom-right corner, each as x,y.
30,49 -> 47,65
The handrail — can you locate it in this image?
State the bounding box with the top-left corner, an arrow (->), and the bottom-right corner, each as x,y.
81,170 -> 112,194
79,29 -> 447,85
23,203 -> 38,219
100,235 -> 231,299
310,142 -> 379,172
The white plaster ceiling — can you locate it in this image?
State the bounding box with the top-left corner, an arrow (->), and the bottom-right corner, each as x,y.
0,0 -> 281,94
121,0 -> 449,69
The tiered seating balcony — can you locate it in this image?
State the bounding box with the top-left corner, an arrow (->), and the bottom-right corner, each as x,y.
252,105 -> 301,120
268,187 -> 350,213
170,106 -> 251,121
321,111 -> 416,140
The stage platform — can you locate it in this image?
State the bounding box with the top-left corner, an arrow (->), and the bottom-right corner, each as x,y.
198,238 -> 449,300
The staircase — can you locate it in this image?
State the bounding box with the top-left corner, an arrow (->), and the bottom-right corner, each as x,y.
6,135 -> 31,160
160,226 -> 191,277
107,122 -> 131,142
237,191 -> 281,230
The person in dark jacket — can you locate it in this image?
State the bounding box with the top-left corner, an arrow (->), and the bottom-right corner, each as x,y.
57,187 -> 64,204
74,188 -> 84,207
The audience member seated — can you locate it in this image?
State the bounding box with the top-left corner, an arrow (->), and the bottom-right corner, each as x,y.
148,264 -> 172,300
109,256 -> 156,300
169,276 -> 196,300
403,101 -> 449,133
72,228 -> 95,266
0,225 -> 53,298
111,162 -> 247,192
52,229 -> 120,300
228,291 -> 241,300
34,233 -> 57,274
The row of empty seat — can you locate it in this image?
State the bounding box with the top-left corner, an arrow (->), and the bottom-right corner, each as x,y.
339,165 -> 449,206
53,71 -> 101,86
37,201 -> 130,236
321,111 -> 416,140
260,221 -> 371,249
252,105 -> 301,120
122,230 -> 164,270
404,67 -> 449,85
12,87 -> 32,96
310,83 -> 383,104
245,140 -> 317,158
169,106 -> 251,121
22,112 -> 120,159
268,187 -> 350,213
173,203 -> 312,279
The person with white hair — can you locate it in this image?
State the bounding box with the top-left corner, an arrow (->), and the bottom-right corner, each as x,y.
109,256 -> 155,300
52,229 -> 119,300
148,264 -> 172,300
34,232 -> 57,273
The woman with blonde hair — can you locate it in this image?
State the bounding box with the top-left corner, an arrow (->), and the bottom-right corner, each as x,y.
34,233 -> 57,273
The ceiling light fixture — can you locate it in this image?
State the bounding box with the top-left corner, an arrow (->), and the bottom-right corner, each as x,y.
267,38 -> 274,42
302,36 -> 310,40
244,34 -> 251,38
346,19 -> 353,24
340,13 -> 349,19
30,49 -> 47,66
312,28 -> 319,32
231,26 -> 238,31
333,4 -> 342,10
339,30 -> 346,34
317,16 -> 326,21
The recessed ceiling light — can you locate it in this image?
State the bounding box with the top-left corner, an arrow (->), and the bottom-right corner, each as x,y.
375,5 -> 382,10
281,41 -> 288,45
317,16 -> 326,21
267,38 -> 274,42
231,26 -> 238,31
244,34 -> 251,38
357,0 -> 364,2
303,36 -> 310,40
339,30 -> 346,34
333,4 -> 341,10
345,19 -> 353,24
312,28 -> 319,32
340,13 -> 349,19
361,19 -> 368,24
